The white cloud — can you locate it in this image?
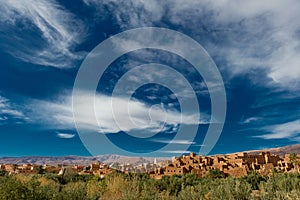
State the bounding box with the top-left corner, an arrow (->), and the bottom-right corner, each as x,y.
0,96 -> 8,109
26,92 -> 204,135
0,0 -> 86,67
56,132 -> 75,139
151,139 -> 196,145
0,95 -> 26,121
1,109 -> 24,118
84,0 -> 300,89
174,0 -> 300,88
1,0 -> 298,87
83,0 -> 164,28
241,117 -> 261,124
0,116 -> 7,121
159,150 -> 191,154
255,120 -> 300,139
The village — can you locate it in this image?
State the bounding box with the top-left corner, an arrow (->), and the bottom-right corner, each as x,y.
0,160 -> 165,178
0,152 -> 299,179
150,151 -> 297,179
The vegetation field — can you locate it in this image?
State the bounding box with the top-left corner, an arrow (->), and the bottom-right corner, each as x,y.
1,170 -> 300,200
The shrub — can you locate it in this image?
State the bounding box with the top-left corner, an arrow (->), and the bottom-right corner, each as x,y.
205,169 -> 226,179
242,170 -> 266,190
210,177 -> 252,200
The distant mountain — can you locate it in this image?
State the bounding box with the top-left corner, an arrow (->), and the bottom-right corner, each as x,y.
1,144 -> 299,166
0,154 -> 168,166
0,156 -> 97,165
246,144 -> 300,156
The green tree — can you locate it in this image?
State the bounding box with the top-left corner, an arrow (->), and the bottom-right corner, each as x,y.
243,170 -> 266,190
210,177 -> 252,200
0,176 -> 30,200
0,170 -> 6,176
205,169 -> 226,179
37,165 -> 45,174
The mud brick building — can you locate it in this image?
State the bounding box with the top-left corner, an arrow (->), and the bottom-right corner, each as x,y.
150,152 -> 295,179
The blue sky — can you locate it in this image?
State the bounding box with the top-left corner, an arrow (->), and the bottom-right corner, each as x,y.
0,0 -> 300,157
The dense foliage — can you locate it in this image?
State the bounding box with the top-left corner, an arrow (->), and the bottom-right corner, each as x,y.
1,171 -> 300,199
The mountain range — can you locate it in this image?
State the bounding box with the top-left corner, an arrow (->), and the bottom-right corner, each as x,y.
0,154 -> 168,166
246,144 -> 300,156
1,144 -> 300,166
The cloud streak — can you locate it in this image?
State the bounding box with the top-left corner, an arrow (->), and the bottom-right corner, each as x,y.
23,92 -> 205,135
151,139 -> 196,145
0,95 -> 27,123
0,0 -> 86,67
159,150 -> 191,154
255,120 -> 300,140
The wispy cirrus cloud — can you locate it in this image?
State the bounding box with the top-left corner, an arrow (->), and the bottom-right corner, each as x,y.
84,0 -> 300,89
159,150 -> 191,154
254,120 -> 300,140
203,0 -> 300,89
0,0 -> 86,68
151,139 -> 196,145
20,91 -> 205,135
0,95 -> 27,123
168,0 -> 300,89
240,117 -> 262,124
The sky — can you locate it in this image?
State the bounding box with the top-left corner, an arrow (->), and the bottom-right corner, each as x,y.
0,0 -> 300,157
